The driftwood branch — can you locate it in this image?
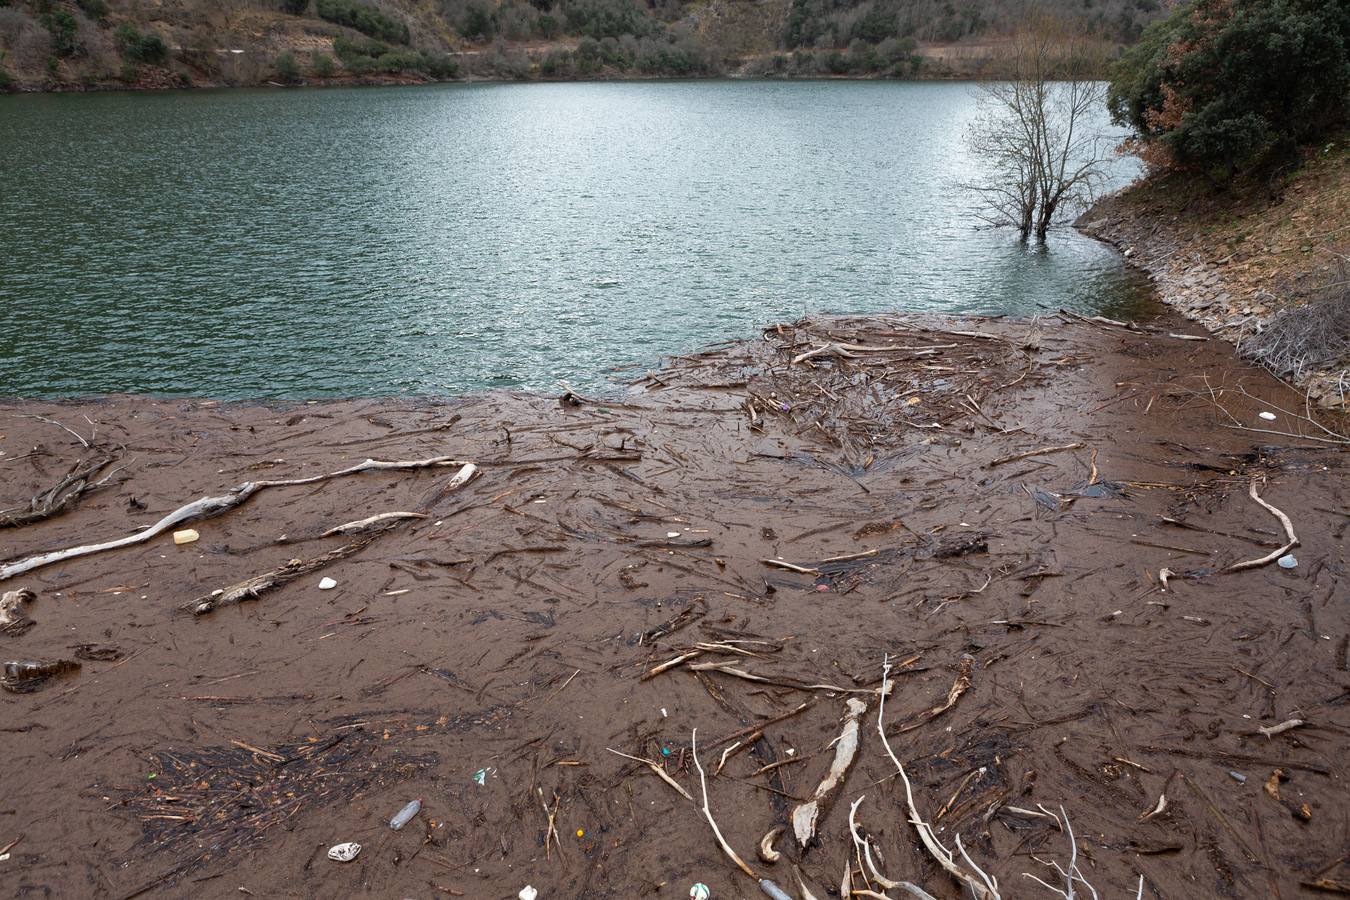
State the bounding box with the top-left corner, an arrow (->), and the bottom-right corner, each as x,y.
321,511 -> 427,536
689,661 -> 871,694
0,457 -> 475,583
16,414 -> 91,448
184,533 -> 386,615
848,796 -> 940,897
792,697 -> 867,847
878,656 -> 1000,900
0,451 -> 123,529
898,654 -> 975,732
1226,480 -> 1298,572
691,728 -> 758,880
791,343 -> 860,365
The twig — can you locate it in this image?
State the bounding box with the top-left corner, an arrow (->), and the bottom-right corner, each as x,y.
715,733 -> 761,775
17,414 -> 90,448
988,443 -> 1084,467
539,788 -> 562,860
641,650 -> 702,680
605,748 -> 694,801
707,700 -> 815,749
1257,718 -> 1305,738
761,558 -> 819,575
689,661 -> 871,694
536,669 -> 580,708
1021,805 -> 1102,899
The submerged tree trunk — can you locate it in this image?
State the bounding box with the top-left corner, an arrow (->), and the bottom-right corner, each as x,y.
964,14 -> 1110,242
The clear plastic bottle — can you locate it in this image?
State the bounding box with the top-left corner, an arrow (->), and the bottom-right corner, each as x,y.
389,798 -> 422,830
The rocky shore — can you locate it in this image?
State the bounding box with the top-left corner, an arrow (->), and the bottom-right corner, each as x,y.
1,313 -> 1346,898
1080,145 -> 1349,410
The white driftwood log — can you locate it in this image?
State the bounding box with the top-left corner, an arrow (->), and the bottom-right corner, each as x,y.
0,457 -> 473,582
791,696 -> 867,847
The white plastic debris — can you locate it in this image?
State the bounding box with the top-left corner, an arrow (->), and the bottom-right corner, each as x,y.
390,798 -> 421,830
690,884 -> 711,900
1259,411 -> 1277,421
519,887 -> 538,900
327,842 -> 361,862
318,577 -> 337,590
1277,554 -> 1298,569
172,529 -> 199,545
666,531 -> 680,538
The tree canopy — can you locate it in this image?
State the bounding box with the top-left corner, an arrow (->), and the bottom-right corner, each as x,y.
1108,0 -> 1350,178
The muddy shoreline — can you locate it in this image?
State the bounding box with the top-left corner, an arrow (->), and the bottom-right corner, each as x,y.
1,312 -> 1346,899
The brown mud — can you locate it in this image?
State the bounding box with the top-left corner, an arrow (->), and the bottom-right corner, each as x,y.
1,312 -> 1347,899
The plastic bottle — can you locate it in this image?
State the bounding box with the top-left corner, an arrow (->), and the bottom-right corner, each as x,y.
389,798 -> 422,830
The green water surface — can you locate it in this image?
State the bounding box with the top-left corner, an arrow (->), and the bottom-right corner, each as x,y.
0,80 -> 1150,398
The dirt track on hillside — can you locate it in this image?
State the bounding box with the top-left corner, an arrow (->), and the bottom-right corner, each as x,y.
1,312 -> 1347,899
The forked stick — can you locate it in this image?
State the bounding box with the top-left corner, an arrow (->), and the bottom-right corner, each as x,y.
878,656 -> 1000,900
0,458 -> 476,582
848,796 -> 902,891
605,748 -> 694,801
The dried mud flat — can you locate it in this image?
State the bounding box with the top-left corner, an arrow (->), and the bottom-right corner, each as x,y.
1,312 -> 1347,900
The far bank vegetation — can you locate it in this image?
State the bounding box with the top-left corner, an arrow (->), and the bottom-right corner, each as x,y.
0,0 -> 1168,90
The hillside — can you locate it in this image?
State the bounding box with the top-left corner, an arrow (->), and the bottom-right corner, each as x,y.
0,0 -> 1165,90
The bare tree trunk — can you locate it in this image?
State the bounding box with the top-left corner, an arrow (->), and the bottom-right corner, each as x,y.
964,14 -> 1110,241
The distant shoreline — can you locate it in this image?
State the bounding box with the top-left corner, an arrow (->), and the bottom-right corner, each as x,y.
0,68 -> 1019,96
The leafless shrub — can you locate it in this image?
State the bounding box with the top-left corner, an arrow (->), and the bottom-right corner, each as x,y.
75,12 -> 120,77
0,7 -> 53,72
1247,259 -> 1350,382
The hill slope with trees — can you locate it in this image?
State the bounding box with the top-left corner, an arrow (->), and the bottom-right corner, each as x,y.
0,0 -> 1165,90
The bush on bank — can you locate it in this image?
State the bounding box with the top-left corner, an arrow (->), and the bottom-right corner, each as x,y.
1108,0 -> 1350,179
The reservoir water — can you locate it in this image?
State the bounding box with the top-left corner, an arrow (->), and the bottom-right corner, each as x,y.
0,80 -> 1149,398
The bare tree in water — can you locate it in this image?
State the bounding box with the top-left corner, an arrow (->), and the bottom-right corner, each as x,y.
965,16 -> 1112,241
